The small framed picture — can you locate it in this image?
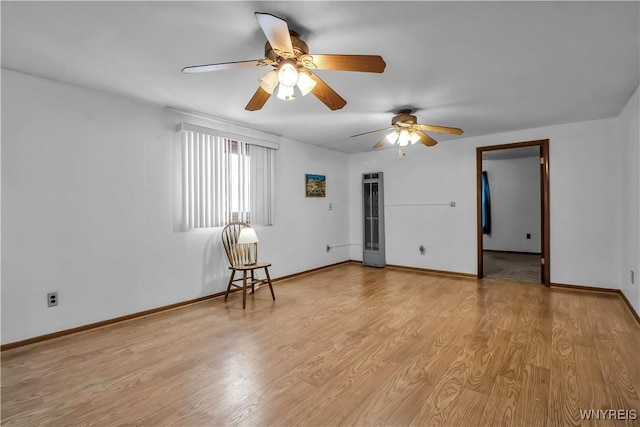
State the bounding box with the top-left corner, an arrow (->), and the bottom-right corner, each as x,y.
305,174 -> 326,197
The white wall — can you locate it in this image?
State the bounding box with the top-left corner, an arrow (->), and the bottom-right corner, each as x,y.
3,68 -> 636,344
1,69 -> 350,344
348,139 -> 477,273
348,117 -> 621,290
619,85 -> 640,315
482,157 -> 541,253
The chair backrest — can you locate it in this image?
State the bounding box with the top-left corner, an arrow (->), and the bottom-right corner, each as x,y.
222,221 -> 256,267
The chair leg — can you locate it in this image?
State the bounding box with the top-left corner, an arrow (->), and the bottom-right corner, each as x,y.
242,270 -> 247,309
224,270 -> 236,301
265,267 -> 275,300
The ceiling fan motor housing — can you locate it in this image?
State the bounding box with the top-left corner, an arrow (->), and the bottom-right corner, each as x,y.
392,110 -> 418,127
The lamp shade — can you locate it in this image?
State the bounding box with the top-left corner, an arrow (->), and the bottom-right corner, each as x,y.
386,130 -> 399,144
237,227 -> 259,244
277,84 -> 296,101
398,129 -> 410,146
296,71 -> 316,96
409,131 -> 421,144
277,61 -> 298,87
258,70 -> 278,94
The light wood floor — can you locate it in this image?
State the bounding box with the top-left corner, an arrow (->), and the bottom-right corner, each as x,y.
2,263 -> 639,426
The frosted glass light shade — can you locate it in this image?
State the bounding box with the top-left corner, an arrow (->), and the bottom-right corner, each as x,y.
258,70 -> 278,94
386,130 -> 399,144
277,62 -> 298,87
398,129 -> 410,146
296,72 -> 316,96
409,131 -> 421,144
277,84 -> 296,100
237,227 -> 259,244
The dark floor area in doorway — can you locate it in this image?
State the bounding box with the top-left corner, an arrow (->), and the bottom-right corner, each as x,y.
483,251 -> 541,284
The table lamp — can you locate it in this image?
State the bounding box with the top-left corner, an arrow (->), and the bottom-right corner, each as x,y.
237,227 -> 259,265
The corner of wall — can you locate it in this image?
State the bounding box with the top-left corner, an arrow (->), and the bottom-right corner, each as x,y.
618,84 -> 640,317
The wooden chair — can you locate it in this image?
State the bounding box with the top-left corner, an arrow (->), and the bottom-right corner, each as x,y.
221,221 -> 275,309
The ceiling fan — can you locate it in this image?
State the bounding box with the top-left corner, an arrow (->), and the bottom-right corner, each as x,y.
182,12 -> 386,111
351,109 -> 464,158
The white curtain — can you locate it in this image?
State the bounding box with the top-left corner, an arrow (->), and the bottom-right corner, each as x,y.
182,129 -> 275,229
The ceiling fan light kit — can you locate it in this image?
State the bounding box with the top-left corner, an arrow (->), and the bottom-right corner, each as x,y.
352,109 -> 464,158
260,62 -> 317,100
182,12 -> 386,111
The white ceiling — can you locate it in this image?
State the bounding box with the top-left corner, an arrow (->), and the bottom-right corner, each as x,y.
2,1 -> 638,154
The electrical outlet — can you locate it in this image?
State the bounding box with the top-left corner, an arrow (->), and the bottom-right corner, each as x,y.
47,292 -> 58,307
326,245 -> 331,252
526,233 -> 531,239
449,201 -> 456,207
329,202 -> 333,211
632,270 -> 635,285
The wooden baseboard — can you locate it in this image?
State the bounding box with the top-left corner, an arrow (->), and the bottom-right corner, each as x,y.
550,282 -> 619,294
0,292 -> 224,351
617,289 -> 640,326
384,263 -> 477,279
551,282 -> 640,326
1,260 -> 353,351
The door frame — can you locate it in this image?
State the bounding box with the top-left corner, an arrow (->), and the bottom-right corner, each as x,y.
476,139 -> 550,286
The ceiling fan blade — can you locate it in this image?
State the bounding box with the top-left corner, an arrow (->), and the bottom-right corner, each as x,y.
255,12 -> 293,55
350,127 -> 393,138
245,86 -> 271,111
304,54 -> 386,73
417,124 -> 463,135
182,60 -> 264,73
308,72 -> 347,110
418,131 -> 439,147
372,137 -> 386,149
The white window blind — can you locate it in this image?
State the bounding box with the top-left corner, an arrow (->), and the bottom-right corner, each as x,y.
180,124 -> 276,229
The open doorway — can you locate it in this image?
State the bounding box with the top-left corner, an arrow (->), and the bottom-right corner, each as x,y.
476,139 -> 550,285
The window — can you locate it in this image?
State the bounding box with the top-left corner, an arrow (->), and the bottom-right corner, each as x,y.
179,123 -> 276,229
229,144 -> 250,217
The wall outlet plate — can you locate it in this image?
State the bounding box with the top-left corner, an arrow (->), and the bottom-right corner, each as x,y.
47,292 -> 58,307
